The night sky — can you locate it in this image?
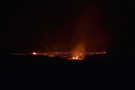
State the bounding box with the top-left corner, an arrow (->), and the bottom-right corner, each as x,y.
3,0 -> 128,53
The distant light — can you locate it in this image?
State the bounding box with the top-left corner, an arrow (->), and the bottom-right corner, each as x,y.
72,57 -> 76,60
32,52 -> 37,55
72,56 -> 81,60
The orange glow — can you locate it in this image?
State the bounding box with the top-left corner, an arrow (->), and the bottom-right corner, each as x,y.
72,56 -> 83,60
48,54 -> 55,57
71,43 -> 86,60
43,53 -> 48,56
32,52 -> 37,55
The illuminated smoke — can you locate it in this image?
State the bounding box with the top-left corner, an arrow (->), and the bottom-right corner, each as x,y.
71,4 -> 108,60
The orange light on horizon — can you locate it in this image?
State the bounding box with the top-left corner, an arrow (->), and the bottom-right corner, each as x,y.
48,54 -> 56,57
72,56 -> 79,60
72,56 -> 84,60
32,52 -> 37,55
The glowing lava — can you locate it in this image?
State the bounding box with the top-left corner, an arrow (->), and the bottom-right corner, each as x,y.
71,43 -> 86,60
72,56 -> 83,60
32,52 -> 37,55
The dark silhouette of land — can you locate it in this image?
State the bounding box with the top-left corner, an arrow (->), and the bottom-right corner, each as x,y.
0,49 -> 126,64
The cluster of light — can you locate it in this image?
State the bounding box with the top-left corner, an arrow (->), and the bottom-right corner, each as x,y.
32,52 -> 37,55
72,56 -> 83,60
72,56 -> 79,60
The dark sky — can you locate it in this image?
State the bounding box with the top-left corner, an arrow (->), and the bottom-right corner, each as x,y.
3,0 -> 128,52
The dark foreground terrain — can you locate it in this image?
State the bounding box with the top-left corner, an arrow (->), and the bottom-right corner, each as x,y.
0,49 -> 130,73
0,53 -> 126,64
